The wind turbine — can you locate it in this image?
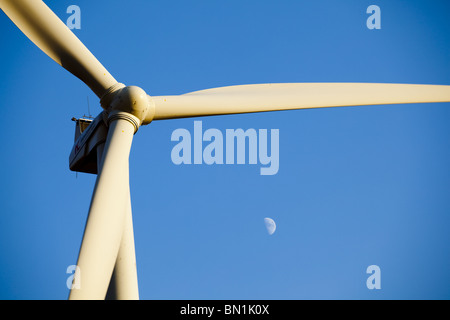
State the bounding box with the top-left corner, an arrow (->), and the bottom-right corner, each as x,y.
1,0 -> 449,300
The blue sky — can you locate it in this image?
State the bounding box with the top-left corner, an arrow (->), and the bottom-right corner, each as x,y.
0,0 -> 449,300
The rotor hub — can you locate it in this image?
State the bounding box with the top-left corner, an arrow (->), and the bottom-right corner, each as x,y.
100,84 -> 155,132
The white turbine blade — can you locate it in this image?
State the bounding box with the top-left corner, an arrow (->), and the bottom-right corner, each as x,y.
149,83 -> 450,121
69,118 -> 135,300
106,186 -> 139,300
0,0 -> 117,98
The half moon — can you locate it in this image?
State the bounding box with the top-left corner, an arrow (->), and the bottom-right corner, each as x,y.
264,217 -> 276,235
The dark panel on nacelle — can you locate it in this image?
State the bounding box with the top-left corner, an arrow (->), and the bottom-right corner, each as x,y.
69,114 -> 107,174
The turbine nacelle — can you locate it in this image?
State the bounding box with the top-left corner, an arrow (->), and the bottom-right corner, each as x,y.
69,85 -> 155,174
69,112 -> 106,174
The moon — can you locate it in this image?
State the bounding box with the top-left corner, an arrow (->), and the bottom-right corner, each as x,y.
264,217 -> 276,235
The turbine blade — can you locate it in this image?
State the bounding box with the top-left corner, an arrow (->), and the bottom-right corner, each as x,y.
106,186 -> 139,300
149,83 -> 450,121
0,0 -> 117,98
69,118 -> 135,300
